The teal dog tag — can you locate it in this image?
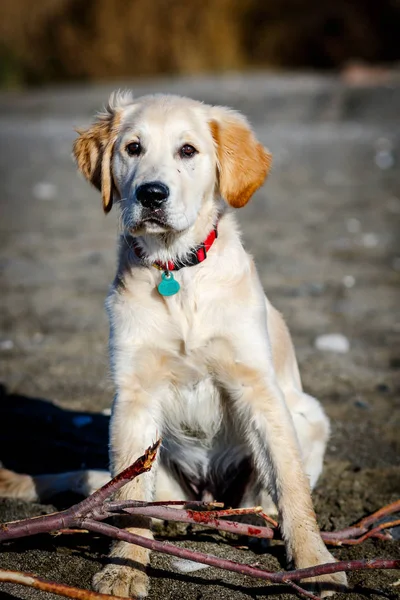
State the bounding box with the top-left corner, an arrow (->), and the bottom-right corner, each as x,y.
157,271 -> 180,296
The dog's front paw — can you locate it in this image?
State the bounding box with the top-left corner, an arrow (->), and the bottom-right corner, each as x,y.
304,570 -> 347,599
296,548 -> 347,598
93,564 -> 149,598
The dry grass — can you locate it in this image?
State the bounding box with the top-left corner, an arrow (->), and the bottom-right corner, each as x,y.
0,0 -> 399,86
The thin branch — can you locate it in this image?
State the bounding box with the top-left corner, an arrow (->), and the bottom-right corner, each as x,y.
356,500 -> 400,529
83,518 -> 400,584
259,511 -> 279,528
105,499 -> 224,510
70,440 -> 160,518
336,519 -> 400,546
116,505 -> 274,539
0,509 -> 75,541
188,507 -> 264,518
321,503 -> 400,544
284,580 -> 320,600
0,568 -> 126,600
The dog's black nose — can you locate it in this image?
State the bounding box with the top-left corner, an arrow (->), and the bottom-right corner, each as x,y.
136,182 -> 169,209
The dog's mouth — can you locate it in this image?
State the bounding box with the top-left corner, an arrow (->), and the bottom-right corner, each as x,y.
142,215 -> 168,227
130,211 -> 172,233
137,206 -> 166,225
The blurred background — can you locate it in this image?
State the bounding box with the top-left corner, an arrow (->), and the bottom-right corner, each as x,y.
0,0 -> 399,88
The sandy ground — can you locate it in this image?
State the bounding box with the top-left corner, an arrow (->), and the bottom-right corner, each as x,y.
0,73 -> 399,599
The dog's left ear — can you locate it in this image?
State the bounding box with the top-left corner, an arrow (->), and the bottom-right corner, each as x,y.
73,115 -> 118,213
209,108 -> 272,208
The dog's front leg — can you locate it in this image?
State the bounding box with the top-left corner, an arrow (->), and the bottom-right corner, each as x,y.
211,343 -> 347,597
93,384 -> 161,598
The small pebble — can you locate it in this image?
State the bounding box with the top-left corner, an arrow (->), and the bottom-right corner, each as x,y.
172,559 -> 210,573
374,137 -> 395,170
354,398 -> 370,409
376,383 -> 389,393
362,233 -> 379,248
72,415 -> 93,428
391,528 -> 400,541
0,339 -> 14,350
342,275 -> 356,288
375,149 -> 394,170
315,333 -> 350,354
32,182 -> 57,201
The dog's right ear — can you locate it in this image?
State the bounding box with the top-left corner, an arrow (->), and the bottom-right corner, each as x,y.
73,113 -> 119,214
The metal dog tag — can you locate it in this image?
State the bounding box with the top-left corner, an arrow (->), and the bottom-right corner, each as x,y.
157,271 -> 180,296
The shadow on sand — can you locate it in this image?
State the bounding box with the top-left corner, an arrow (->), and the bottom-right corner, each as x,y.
0,384 -> 109,475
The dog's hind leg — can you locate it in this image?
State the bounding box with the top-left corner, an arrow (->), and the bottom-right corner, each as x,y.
0,466 -> 110,502
286,390 -> 330,490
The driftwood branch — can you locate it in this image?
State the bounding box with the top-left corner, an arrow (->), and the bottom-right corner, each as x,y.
1,441 -> 399,600
0,569 -> 126,600
82,518 -> 400,583
321,500 -> 400,545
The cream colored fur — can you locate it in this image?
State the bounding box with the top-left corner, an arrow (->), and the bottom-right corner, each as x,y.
0,93 -> 346,597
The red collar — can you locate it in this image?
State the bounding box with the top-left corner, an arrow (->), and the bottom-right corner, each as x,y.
132,224 -> 218,272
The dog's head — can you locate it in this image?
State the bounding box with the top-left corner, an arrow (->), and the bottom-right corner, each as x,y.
73,92 -> 272,235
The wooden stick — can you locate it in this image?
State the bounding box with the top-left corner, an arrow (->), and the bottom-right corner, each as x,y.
0,569 -> 126,600
83,518 -> 399,584
117,505 -> 274,539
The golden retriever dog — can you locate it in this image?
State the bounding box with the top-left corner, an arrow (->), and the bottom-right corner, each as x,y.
0,93 -> 347,597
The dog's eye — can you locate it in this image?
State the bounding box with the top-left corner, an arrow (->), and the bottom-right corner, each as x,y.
126,141 -> 142,156
180,144 -> 197,159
